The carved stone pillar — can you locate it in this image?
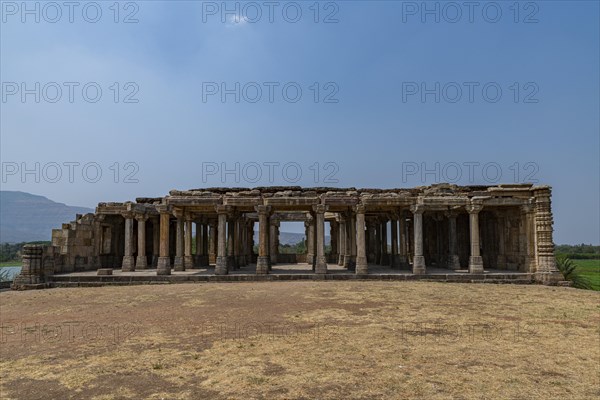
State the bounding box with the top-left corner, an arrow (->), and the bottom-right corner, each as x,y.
381,220 -> 388,265
157,206 -> 171,275
237,218 -> 246,267
533,188 -> 561,283
227,216 -> 236,271
521,202 -> 535,272
152,217 -> 160,267
122,212 -> 135,272
446,211 -> 460,270
215,206 -> 229,275
195,220 -> 202,267
345,212 -> 356,270
337,216 -> 346,266
411,204 -> 426,274
367,220 -> 376,264
330,220 -> 338,264
135,214 -> 148,269
390,217 -> 398,268
256,205 -> 271,274
467,203 -> 484,274
398,212 -> 408,267
270,218 -> 279,265
314,205 -> 328,274
496,211 -> 507,269
184,215 -> 194,269
305,214 -> 315,266
173,210 -> 185,271
355,205 -> 368,274
208,219 -> 217,265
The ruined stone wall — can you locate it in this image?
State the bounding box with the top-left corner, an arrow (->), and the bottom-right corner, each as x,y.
51,213 -> 97,273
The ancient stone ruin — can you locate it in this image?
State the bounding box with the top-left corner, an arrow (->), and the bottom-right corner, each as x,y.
12,184 -> 562,289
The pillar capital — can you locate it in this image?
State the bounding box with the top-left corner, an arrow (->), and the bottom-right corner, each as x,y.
466,203 -> 484,214
313,204 -> 328,214
121,211 -> 135,219
410,204 -> 425,214
135,213 -> 149,222
172,207 -> 185,219
254,205 -> 271,215
215,205 -> 232,215
156,204 -> 171,215
354,204 -> 366,214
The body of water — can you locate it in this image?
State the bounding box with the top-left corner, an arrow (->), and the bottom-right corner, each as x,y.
1,266 -> 22,281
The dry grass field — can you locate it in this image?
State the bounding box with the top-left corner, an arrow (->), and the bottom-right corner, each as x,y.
0,282 -> 599,400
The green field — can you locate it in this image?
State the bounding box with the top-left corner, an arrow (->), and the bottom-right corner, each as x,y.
0,261 -> 21,267
572,259 -> 600,291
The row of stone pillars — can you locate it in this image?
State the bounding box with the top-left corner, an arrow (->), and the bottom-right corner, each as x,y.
120,201 -> 488,275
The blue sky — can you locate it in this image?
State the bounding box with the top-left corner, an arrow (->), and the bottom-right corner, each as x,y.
1,0 -> 599,244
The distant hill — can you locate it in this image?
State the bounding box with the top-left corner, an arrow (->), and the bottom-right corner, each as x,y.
0,191 -> 93,243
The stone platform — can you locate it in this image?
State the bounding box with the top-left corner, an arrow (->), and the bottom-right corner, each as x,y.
51,263 -> 534,287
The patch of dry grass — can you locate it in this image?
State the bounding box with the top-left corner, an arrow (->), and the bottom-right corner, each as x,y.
0,282 -> 598,399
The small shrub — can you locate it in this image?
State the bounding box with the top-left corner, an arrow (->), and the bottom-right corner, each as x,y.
556,256 -> 593,290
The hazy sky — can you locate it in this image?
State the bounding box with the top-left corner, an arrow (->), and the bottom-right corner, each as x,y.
1,1 -> 598,244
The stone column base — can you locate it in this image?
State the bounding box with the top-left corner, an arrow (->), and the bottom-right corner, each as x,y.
135,256 -> 148,270
315,256 -> 327,274
356,256 -> 368,274
256,256 -> 269,275
173,257 -> 185,271
535,271 -> 563,285
122,256 -> 135,272
157,257 -> 171,275
469,256 -> 484,273
448,254 -> 460,270
413,256 -> 426,274
152,255 -> 159,268
337,254 -> 344,266
215,257 -> 228,275
184,255 -> 194,269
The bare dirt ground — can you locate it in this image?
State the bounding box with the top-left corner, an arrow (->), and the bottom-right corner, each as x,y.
1,282 -> 598,400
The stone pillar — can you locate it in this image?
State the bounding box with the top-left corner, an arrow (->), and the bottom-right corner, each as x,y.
344,212 -> 356,270
135,214 -> 148,269
215,206 -> 229,275
236,218 -> 246,267
467,203 -> 484,274
227,216 -> 236,271
195,221 -> 202,267
184,215 -> 194,269
305,215 -> 315,266
381,220 -> 388,265
122,213 -> 135,272
256,205 -> 271,274
270,218 -> 279,265
338,217 -> 346,266
152,217 -> 160,267
12,244 -> 44,289
157,207 -> 171,275
411,204 -> 426,274
314,205 -> 328,274
330,220 -> 338,264
173,210 -> 185,271
390,217 -> 398,268
208,219 -> 217,265
202,223 -> 210,265
533,188 -> 561,283
398,212 -> 408,267
521,203 -> 535,272
446,211 -> 460,270
355,205 -> 368,274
